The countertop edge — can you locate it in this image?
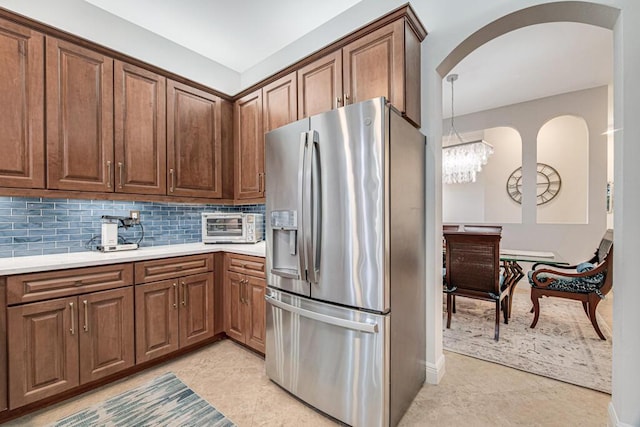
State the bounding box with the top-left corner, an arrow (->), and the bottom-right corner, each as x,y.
0,242 -> 266,276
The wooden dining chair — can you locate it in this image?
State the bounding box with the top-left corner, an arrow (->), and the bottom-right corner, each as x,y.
443,230 -> 509,341
528,229 -> 614,340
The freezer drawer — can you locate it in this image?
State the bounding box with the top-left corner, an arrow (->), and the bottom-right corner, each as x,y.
265,288 -> 389,427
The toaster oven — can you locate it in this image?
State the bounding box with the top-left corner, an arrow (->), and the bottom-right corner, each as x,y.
201,212 -> 263,243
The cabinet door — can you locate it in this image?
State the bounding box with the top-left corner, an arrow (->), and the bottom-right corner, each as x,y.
246,275 -> 266,354
0,279 -> 6,412
7,297 -> 79,409
135,280 -> 179,363
234,89 -> 264,200
167,80 -> 222,198
79,287 -> 134,384
297,50 -> 342,118
178,272 -> 214,348
46,37 -> 114,191
114,61 -> 166,195
224,271 -> 245,342
0,18 -> 45,189
263,71 -> 297,133
342,20 -> 404,110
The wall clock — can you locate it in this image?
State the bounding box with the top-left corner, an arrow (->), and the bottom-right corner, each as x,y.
506,163 -> 561,205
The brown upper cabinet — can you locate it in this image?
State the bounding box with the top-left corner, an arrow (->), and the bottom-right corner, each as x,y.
298,50 -> 343,119
46,37 -> 114,191
235,72 -> 297,202
167,80 -> 223,198
263,71 -> 298,133
114,61 -> 167,195
0,18 -> 45,189
0,5 -> 423,203
299,18 -> 422,126
234,89 -> 264,200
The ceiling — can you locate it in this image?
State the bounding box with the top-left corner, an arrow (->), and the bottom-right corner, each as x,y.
83,0 -> 362,73
444,22 -> 613,117
82,1 -> 612,114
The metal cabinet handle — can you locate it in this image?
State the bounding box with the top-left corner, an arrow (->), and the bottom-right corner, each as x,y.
344,93 -> 350,105
182,281 -> 187,306
118,162 -> 124,189
69,302 -> 75,335
239,279 -> 244,304
83,300 -> 88,332
336,96 -> 342,108
106,161 -> 112,188
173,283 -> 178,308
169,168 -> 175,193
244,279 -> 250,305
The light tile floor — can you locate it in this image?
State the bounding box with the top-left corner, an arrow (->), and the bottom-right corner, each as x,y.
6,289 -> 612,427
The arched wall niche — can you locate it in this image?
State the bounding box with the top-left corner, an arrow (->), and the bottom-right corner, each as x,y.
536,115 -> 589,224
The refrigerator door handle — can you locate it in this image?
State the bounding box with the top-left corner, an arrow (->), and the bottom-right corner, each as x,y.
265,295 -> 379,334
305,130 -> 320,284
298,131 -> 308,281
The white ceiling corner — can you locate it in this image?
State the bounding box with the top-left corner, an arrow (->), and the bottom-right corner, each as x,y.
83,0 -> 362,73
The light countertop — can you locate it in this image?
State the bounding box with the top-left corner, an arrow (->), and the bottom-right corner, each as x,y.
0,241 -> 266,276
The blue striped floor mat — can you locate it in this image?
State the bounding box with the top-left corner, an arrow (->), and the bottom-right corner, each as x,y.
53,372 -> 235,427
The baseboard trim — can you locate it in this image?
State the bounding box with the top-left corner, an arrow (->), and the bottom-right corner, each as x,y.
425,353 -> 446,384
608,401 -> 633,427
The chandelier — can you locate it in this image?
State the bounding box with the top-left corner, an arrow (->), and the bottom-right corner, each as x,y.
442,74 -> 494,184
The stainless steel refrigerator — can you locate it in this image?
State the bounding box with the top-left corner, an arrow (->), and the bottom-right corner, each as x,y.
264,97 -> 426,427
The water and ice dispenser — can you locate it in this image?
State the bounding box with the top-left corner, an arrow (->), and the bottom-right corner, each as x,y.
270,210 -> 300,279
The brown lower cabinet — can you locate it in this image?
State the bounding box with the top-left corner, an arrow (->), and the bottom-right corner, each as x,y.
0,252 -> 243,418
7,287 -> 134,409
0,278 -> 6,412
224,254 -> 266,354
135,272 -> 214,364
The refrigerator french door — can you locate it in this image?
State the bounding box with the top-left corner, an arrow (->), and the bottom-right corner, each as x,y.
265,97 -> 426,427
266,98 -> 387,312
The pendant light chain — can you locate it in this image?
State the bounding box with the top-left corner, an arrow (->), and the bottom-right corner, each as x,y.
446,74 -> 464,144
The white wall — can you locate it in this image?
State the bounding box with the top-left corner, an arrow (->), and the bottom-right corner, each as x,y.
443,127 -> 522,224
484,127 -> 524,223
444,87 -> 608,263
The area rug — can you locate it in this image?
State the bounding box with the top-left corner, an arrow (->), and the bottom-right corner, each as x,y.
53,372 -> 235,426
443,291 -> 612,393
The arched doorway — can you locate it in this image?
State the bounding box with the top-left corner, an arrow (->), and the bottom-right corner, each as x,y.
425,2 -> 635,425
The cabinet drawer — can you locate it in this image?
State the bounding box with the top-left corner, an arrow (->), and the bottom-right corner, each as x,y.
226,254 -> 265,278
135,254 -> 213,284
6,264 -> 133,305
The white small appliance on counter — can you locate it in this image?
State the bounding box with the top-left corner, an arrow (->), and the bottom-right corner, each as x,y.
201,212 -> 263,244
97,215 -> 140,252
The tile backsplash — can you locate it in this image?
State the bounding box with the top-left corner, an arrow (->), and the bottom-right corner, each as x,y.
0,197 -> 265,258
